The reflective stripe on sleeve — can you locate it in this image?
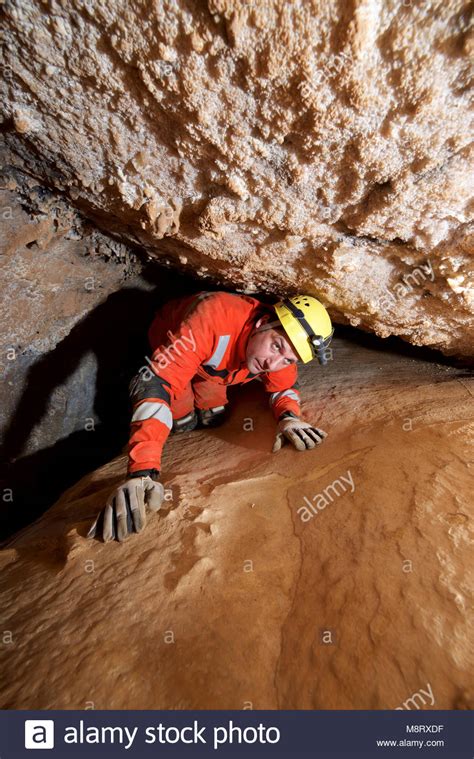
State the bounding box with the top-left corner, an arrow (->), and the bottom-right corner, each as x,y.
269,388 -> 300,406
131,401 -> 173,429
203,334 -> 231,369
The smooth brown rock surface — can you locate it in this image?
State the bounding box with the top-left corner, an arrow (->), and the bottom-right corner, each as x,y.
1,336 -> 472,709
1,1 -> 473,356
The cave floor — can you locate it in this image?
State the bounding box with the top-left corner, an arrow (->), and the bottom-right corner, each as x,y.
0,334 -> 472,709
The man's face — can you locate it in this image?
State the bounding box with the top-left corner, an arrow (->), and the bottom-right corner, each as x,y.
246,314 -> 299,374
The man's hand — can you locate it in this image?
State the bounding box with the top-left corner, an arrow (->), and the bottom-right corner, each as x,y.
272,416 -> 327,452
87,475 -> 164,542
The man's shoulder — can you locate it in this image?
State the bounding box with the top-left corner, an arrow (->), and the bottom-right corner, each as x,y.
188,290 -> 267,322
202,290 -> 263,308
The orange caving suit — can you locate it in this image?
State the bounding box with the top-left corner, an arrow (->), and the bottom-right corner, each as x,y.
127,291 -> 302,476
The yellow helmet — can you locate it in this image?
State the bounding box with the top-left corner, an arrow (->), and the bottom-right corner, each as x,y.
274,295 -> 334,365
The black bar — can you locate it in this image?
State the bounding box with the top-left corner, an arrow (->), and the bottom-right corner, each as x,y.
1,709 -> 472,758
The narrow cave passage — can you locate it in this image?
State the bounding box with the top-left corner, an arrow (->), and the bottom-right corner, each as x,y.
2,188 -> 470,544
0,188 -> 472,713
1,0 -> 473,723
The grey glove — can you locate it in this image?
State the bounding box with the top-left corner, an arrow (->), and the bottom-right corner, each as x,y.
272,416 -> 327,452
87,475 -> 164,542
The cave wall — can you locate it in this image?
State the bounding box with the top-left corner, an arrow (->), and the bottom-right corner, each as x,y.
1,0 -> 473,357
0,184 -> 207,539
0,184 -> 149,537
0,184 -> 146,459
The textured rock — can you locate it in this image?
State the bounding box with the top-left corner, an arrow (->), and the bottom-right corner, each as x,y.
0,335 -> 472,709
0,183 -> 147,539
1,0 -> 473,356
0,185 -> 144,457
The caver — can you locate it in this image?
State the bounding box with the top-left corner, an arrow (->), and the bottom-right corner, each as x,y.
88,291 -> 334,542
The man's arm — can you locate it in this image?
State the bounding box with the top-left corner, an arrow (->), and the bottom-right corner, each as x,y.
88,297 -> 219,541
261,364 -> 301,421
127,307 -> 213,476
261,364 -> 327,452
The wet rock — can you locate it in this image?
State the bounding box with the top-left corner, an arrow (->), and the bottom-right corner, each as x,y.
0,335 -> 472,708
